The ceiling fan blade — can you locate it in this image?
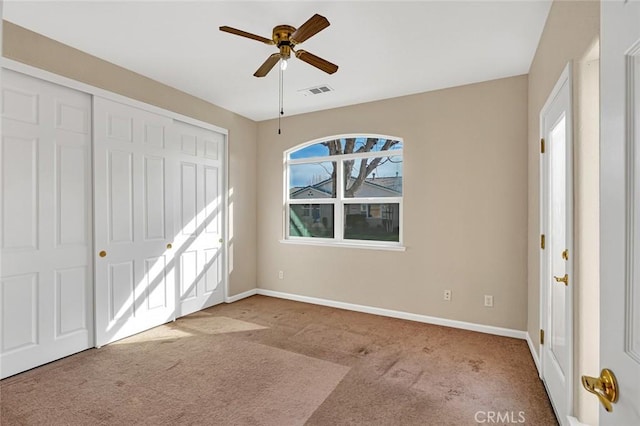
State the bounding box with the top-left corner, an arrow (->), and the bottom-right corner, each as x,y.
295,50 -> 338,75
254,53 -> 282,77
290,14 -> 330,45
219,26 -> 274,45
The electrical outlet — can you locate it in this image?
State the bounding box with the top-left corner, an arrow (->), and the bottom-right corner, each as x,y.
443,290 -> 452,301
484,295 -> 494,307
278,270 -> 284,280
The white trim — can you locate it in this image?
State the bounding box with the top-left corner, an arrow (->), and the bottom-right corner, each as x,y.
280,239 -> 406,252
284,133 -> 404,247
526,332 -> 542,376
566,416 -> 589,426
223,126 -> 231,308
284,133 -> 404,157
225,289 -> 258,304
625,40 -> 640,363
539,82 -> 548,382
288,199 -> 336,205
541,64 -> 573,115
1,58 -> 228,135
342,197 -> 403,204
539,62 -> 574,422
335,156 -> 345,238
288,149 -> 404,165
256,289 -> 526,339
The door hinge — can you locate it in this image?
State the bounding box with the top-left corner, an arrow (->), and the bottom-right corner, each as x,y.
540,329 -> 544,345
541,138 -> 545,153
541,234 -> 545,250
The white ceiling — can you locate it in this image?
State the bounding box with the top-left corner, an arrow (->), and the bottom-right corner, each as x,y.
4,1 -> 552,121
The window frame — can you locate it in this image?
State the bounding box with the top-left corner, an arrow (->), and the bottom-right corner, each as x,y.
283,134 -> 405,251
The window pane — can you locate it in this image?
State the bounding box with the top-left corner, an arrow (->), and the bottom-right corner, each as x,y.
289,143 -> 331,159
290,204 -> 334,238
289,162 -> 336,199
344,203 -> 400,242
289,137 -> 402,160
344,156 -> 402,198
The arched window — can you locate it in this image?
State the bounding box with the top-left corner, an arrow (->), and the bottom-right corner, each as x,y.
285,135 -> 403,248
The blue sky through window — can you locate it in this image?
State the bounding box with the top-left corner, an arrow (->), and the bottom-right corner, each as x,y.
289,138 -> 402,160
290,162 -> 334,188
290,143 -> 330,160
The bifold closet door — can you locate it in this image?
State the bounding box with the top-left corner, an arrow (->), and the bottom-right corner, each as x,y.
93,97 -> 176,346
173,121 -> 225,317
1,70 -> 93,378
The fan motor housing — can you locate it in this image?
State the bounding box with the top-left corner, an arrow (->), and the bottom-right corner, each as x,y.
273,25 -> 295,58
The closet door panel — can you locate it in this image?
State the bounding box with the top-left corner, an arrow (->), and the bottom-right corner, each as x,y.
143,156 -> 166,241
56,143 -> 88,246
174,121 -> 225,317
94,97 -> 175,346
1,135 -> 38,250
107,150 -> 134,244
55,267 -> 88,336
0,70 -> 92,379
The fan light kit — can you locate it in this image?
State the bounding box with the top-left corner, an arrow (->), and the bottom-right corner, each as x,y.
220,14 -> 338,133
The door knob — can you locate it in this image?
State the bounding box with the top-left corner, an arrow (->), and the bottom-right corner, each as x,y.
99,250 -> 107,258
218,238 -> 223,243
581,369 -> 618,412
554,274 -> 568,286
166,243 -> 172,249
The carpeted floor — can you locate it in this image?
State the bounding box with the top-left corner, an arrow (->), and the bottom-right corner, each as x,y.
0,295 -> 558,425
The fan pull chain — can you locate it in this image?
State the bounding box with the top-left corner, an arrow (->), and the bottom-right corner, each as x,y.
278,63 -> 284,135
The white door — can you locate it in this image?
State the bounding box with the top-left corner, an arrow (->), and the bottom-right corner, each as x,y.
598,1 -> 640,423
173,120 -> 225,317
1,70 -> 93,378
540,65 -> 573,424
93,97 -> 176,346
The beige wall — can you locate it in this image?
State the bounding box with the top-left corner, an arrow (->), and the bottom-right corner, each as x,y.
2,21 -> 258,296
526,1 -> 599,423
257,75 -> 528,331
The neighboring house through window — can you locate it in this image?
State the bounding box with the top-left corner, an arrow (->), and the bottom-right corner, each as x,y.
285,135 -> 403,247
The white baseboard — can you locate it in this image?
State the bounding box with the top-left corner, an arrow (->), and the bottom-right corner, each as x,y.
256,289 -> 527,340
225,288 -> 257,303
526,332 -> 542,376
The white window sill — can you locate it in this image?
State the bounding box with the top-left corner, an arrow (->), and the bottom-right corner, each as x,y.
279,239 -> 406,252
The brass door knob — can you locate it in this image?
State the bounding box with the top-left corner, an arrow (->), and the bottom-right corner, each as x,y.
99,250 -> 107,258
218,238 -> 223,243
166,243 -> 172,249
554,274 -> 568,286
582,369 -> 618,412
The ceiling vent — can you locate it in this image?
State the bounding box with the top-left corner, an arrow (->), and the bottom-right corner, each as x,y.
299,84 -> 334,96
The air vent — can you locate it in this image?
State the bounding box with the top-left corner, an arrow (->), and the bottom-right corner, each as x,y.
298,84 -> 334,96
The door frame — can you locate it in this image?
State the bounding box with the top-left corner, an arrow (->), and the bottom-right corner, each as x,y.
539,63 -> 575,424
1,58 -> 231,344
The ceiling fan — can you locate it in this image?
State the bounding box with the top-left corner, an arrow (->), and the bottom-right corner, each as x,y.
220,14 -> 339,77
